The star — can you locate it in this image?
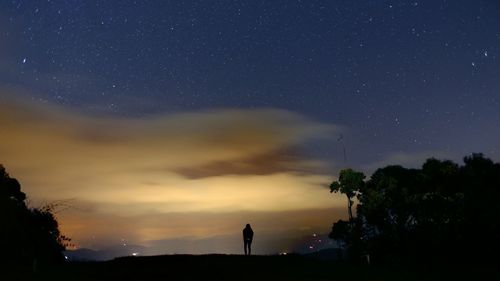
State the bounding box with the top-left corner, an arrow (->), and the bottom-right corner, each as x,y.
1,0 -> 499,256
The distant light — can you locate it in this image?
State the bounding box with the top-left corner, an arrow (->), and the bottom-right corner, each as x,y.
309,245 -> 314,249
132,252 -> 138,256
22,58 -> 27,64
312,233 -> 317,237
64,255 -> 68,260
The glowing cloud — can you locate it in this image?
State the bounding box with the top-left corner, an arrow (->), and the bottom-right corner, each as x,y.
0,95 -> 345,252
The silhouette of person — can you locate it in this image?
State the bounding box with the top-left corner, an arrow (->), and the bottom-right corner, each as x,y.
243,223 -> 254,255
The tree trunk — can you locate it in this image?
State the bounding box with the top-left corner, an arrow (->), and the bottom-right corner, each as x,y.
347,195 -> 353,222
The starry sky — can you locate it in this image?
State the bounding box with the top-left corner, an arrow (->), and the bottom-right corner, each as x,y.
1,0 -> 500,256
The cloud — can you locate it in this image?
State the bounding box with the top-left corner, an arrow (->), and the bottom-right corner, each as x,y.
174,149 -> 327,179
0,97 -> 334,172
59,207 -> 346,253
0,95 -> 343,251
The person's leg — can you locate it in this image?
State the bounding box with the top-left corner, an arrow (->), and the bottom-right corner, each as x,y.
248,241 -> 252,255
244,240 -> 248,255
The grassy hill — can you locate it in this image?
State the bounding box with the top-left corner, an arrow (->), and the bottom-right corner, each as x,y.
7,254 -> 499,281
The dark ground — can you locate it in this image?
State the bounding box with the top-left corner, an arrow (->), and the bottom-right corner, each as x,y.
6,254 -> 499,281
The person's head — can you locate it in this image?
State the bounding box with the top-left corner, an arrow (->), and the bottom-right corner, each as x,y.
246,224 -> 251,228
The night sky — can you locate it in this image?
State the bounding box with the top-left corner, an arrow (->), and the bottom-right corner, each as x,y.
1,0 -> 500,256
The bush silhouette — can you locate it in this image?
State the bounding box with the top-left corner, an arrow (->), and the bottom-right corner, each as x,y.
0,164 -> 68,270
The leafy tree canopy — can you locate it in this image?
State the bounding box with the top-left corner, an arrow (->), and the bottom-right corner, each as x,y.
328,154 -> 500,265
330,169 -> 365,222
1,164 -> 69,271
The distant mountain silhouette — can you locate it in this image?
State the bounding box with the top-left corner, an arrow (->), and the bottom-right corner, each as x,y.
65,244 -> 148,261
66,234 -> 339,261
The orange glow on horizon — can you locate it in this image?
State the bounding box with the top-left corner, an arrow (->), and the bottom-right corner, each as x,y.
0,96 -> 346,253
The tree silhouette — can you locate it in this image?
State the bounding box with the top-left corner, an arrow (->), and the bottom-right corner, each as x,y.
329,154 -> 500,265
328,219 -> 350,260
0,165 -> 26,201
0,164 -> 69,272
330,169 -> 365,222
